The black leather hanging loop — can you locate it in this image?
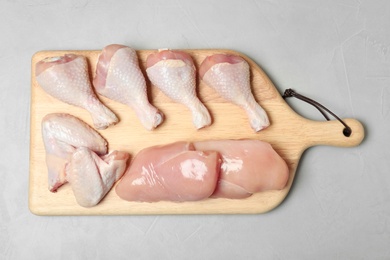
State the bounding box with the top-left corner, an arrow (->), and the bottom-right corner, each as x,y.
282,88 -> 352,137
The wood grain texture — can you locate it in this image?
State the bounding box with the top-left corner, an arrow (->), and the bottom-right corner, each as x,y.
29,49 -> 365,215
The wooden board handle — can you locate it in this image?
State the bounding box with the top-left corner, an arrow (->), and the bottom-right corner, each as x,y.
303,118 -> 364,148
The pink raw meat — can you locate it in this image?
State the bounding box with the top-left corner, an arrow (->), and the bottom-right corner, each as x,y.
115,140 -> 289,202
115,142 -> 221,202
194,140 -> 289,199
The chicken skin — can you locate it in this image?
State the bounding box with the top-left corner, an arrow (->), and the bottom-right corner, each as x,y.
66,147 -> 129,207
36,54 -> 118,130
93,44 -> 163,130
146,50 -> 211,129
41,113 -> 107,192
42,113 -> 129,207
199,54 -> 270,132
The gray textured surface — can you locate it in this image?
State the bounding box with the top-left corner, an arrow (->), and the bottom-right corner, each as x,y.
1,0 -> 389,259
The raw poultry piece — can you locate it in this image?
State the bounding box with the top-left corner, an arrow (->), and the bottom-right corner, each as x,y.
115,140 -> 289,202
36,54 -> 118,130
93,44 -> 163,130
199,54 -> 270,132
41,113 -> 108,192
115,142 -> 221,202
66,147 -> 129,207
146,50 -> 211,129
194,140 -> 289,199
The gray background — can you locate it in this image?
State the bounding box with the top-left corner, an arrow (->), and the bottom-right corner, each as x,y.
1,0 -> 389,259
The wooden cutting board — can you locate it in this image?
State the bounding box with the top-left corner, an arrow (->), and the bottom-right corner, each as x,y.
29,49 -> 364,215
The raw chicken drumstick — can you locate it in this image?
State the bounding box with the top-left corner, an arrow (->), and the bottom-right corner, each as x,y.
199,54 -> 270,132
36,54 -> 118,130
93,44 -> 163,130
146,50 -> 212,129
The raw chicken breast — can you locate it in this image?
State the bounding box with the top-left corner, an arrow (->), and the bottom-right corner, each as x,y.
41,113 -> 107,192
115,142 -> 221,202
199,54 -> 270,132
146,50 -> 211,129
66,147 -> 129,207
93,44 -> 163,130
36,54 -> 118,130
194,140 -> 289,199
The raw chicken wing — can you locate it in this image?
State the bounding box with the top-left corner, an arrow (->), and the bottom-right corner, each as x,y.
41,113 -> 107,192
115,142 -> 221,202
194,140 -> 289,199
146,50 -> 211,129
93,44 -> 163,130
36,54 -> 118,129
66,147 -> 129,207
199,54 -> 270,132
